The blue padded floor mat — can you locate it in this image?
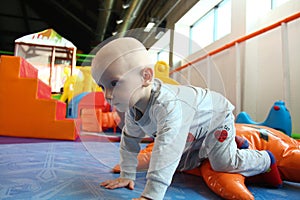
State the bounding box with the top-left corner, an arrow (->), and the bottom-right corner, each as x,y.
0,136 -> 299,200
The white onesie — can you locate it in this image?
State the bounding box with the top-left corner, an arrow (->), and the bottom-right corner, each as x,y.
119,79 -> 270,200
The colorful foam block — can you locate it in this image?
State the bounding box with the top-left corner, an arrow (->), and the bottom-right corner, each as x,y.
0,55 -> 78,140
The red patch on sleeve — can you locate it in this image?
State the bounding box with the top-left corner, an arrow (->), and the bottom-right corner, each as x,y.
186,133 -> 195,142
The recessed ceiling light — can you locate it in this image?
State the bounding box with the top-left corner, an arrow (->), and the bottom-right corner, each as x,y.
144,22 -> 155,32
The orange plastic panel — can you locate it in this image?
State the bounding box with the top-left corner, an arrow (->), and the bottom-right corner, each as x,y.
0,56 -> 77,140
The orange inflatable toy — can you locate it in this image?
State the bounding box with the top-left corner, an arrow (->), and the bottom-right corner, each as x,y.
113,124 -> 300,200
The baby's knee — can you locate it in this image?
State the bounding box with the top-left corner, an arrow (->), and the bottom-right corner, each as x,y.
209,159 -> 235,172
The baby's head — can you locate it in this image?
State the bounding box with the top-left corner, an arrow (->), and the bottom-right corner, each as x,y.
91,37 -> 154,112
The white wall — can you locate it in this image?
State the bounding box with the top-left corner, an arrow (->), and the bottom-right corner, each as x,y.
172,0 -> 300,133
288,19 -> 300,134
243,0 -> 300,133
243,28 -> 284,119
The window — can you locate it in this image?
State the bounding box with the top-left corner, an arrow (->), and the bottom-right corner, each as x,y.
216,0 -> 231,39
271,0 -> 290,9
190,0 -> 231,53
157,45 -> 170,63
190,9 -> 214,52
149,30 -> 171,65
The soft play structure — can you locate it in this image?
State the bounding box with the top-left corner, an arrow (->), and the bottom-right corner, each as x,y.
59,65 -> 119,133
113,124 -> 300,200
0,56 -> 77,140
236,100 -> 292,136
60,67 -> 102,103
67,92 -> 110,119
67,92 -> 120,133
14,29 -> 77,93
154,60 -> 180,85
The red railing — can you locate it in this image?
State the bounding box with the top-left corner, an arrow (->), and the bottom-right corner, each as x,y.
170,11 -> 300,74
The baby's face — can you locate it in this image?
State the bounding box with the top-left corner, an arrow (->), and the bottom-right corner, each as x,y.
98,59 -> 144,112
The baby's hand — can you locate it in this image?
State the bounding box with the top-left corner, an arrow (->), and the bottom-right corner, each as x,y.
132,197 -> 151,200
100,177 -> 134,190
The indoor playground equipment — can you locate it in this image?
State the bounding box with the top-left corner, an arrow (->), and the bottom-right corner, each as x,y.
0,56 -> 77,140
60,66 -> 102,103
67,92 -> 109,119
67,92 -> 120,133
58,63 -> 119,134
236,101 -> 292,136
14,29 -> 77,93
154,60 -> 180,85
113,124 -> 300,200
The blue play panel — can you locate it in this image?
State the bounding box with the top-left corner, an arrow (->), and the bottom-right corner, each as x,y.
0,135 -> 299,200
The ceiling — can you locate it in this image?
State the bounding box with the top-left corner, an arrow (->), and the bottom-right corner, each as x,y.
0,0 -> 194,55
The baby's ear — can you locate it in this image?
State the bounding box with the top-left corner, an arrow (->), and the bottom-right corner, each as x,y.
141,67 -> 153,86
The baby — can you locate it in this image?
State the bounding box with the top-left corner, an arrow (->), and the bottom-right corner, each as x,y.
91,37 -> 282,200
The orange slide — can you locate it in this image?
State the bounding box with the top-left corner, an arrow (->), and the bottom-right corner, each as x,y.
0,56 -> 77,140
113,124 -> 300,200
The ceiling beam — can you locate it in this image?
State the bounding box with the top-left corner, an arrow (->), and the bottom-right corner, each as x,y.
49,0 -> 94,34
95,0 -> 116,42
20,0 -> 31,32
130,0 -> 158,28
117,0 -> 148,36
143,0 -> 182,44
